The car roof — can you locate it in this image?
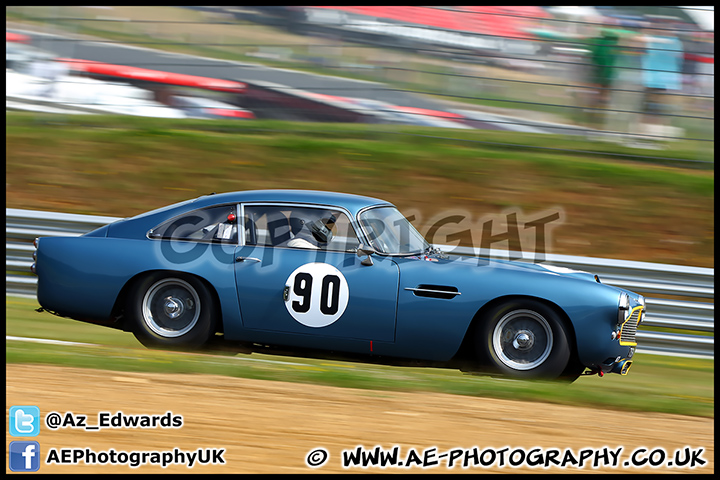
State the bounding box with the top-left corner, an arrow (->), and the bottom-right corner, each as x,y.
108,190 -> 394,239
188,189 -> 393,215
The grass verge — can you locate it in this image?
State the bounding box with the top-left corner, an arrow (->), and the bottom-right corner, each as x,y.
6,113 -> 714,267
6,295 -> 714,417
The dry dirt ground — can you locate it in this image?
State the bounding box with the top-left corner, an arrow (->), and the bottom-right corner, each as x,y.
6,365 -> 714,474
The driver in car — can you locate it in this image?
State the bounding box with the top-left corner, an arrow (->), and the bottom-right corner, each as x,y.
286,210 -> 336,249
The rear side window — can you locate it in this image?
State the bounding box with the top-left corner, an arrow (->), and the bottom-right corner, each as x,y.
150,205 -> 238,244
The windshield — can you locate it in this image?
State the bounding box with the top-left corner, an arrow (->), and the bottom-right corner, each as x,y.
358,206 -> 429,255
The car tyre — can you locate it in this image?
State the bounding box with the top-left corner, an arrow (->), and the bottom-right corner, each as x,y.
128,273 -> 216,350
476,300 -> 571,379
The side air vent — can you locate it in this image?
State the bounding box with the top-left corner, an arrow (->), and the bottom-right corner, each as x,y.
404,284 -> 461,300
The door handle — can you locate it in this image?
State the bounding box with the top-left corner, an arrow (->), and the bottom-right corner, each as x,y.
235,256 -> 261,263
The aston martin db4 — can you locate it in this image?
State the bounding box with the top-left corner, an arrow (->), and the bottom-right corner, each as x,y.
33,190 -> 645,380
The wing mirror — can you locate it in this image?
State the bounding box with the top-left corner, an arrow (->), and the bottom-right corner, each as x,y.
356,244 -> 376,266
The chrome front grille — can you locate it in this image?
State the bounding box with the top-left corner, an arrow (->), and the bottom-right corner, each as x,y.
619,307 -> 642,346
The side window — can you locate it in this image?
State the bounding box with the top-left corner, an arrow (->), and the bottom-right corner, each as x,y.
150,205 -> 238,243
243,205 -> 360,252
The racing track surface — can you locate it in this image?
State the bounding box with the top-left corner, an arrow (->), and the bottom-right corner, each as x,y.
12,29 -> 454,112
9,28 -> 523,132
6,364 -> 714,473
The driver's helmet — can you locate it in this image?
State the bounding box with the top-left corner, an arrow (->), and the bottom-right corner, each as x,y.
289,208 -> 337,244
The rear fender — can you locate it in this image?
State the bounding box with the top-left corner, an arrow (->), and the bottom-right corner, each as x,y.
36,236 -> 235,329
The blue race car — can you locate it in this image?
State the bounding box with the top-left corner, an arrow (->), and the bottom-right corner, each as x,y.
32,190 -> 644,381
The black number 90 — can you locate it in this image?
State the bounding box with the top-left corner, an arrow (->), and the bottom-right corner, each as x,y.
292,272 -> 341,316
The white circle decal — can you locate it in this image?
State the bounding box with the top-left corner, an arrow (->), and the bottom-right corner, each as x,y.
284,263 -> 349,328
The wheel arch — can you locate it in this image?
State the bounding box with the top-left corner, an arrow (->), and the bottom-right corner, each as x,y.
110,269 -> 224,334
455,294 -> 579,363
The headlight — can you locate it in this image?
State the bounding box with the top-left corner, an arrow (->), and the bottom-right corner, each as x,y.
619,292 -> 630,310
618,292 -> 630,325
638,295 -> 646,324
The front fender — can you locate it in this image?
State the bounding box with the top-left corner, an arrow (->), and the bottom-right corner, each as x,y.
391,255 -> 627,363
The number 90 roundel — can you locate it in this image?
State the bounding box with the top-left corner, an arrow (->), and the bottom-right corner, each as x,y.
284,263 -> 349,328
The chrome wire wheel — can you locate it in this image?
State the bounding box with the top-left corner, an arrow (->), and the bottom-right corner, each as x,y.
492,309 -> 553,371
141,278 -> 201,338
476,300 -> 571,379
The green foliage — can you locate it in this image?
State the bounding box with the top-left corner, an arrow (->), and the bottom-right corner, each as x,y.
6,113 -> 713,266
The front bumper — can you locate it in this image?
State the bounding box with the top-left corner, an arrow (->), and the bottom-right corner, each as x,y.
599,346 -> 636,375
584,303 -> 644,377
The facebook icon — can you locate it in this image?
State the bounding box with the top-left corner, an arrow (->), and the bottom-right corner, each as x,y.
9,441 -> 41,472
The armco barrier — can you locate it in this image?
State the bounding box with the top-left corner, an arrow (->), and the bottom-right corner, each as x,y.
6,208 -> 714,358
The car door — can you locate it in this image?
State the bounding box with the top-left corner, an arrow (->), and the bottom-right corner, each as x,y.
234,204 -> 399,345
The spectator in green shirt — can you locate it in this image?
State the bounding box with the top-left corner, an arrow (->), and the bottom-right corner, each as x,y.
584,28 -> 621,130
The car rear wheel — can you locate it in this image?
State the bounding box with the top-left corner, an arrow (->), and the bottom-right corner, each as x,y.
128,273 -> 216,350
476,300 -> 571,379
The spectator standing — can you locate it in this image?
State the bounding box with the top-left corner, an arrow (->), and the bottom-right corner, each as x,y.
636,17 -> 685,145
584,26 -> 621,131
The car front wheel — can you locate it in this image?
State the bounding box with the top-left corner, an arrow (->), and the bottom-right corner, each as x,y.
476,300 -> 571,379
128,273 -> 216,350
